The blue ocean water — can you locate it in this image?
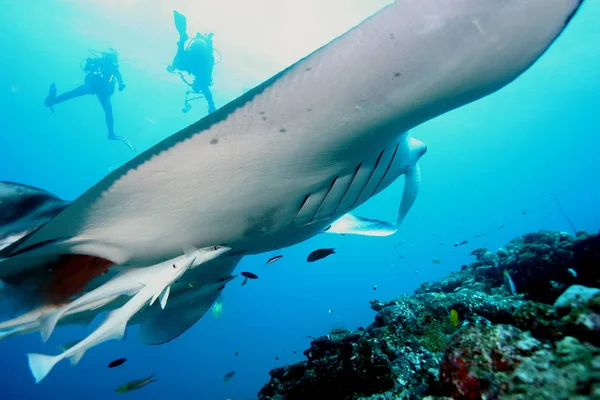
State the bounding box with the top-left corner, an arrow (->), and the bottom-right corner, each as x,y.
0,0 -> 599,399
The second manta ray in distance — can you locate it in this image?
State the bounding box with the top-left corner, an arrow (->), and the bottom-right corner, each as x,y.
0,0 -> 586,382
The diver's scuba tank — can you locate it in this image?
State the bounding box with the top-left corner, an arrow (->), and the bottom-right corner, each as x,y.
81,48 -> 119,82
185,33 -> 222,65
186,34 -> 209,54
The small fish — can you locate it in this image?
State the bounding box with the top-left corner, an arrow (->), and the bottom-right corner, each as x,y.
497,225 -> 505,229
307,248 -> 335,262
432,258 -> 441,264
115,374 -> 156,393
454,240 -> 469,247
275,356 -> 279,360
293,350 -> 297,354
223,370 -> 236,383
211,294 -> 223,319
503,270 -> 517,294
521,210 -> 528,215
449,309 -> 459,327
108,358 -> 127,368
567,268 -> 578,278
328,309 -> 333,314
234,350 -> 239,357
240,271 -> 258,286
373,285 -> 377,291
267,255 -> 283,264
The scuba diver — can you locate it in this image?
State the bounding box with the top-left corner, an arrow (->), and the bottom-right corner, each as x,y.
44,48 -> 135,152
166,10 -> 219,114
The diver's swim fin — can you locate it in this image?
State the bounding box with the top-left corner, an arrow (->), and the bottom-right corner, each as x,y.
109,135 -> 136,153
173,10 -> 188,41
45,83 -> 56,114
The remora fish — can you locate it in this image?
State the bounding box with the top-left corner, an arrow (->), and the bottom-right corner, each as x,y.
0,0 -> 584,359
34,245 -> 230,343
0,259 -> 238,350
0,297 -> 125,341
26,246 -> 230,383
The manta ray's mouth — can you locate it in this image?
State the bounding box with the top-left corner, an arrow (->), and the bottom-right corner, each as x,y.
42,254 -> 114,304
2,254 -> 114,306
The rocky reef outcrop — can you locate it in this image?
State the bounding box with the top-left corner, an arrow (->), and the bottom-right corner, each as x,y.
258,230 -> 600,400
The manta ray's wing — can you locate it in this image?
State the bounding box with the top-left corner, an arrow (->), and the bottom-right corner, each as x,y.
133,256 -> 241,345
138,288 -> 224,345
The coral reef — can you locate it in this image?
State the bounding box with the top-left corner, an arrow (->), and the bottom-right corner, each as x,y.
258,230 -> 600,400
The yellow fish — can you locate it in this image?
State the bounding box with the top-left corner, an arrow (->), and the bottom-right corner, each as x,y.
449,309 -> 459,327
115,374 -> 156,393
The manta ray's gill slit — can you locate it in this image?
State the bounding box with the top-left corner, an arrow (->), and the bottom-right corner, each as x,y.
296,195 -> 311,216
310,177 -> 339,223
330,163 -> 363,217
349,150 -> 385,209
42,255 -> 113,304
369,143 -> 400,198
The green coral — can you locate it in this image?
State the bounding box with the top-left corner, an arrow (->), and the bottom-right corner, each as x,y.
419,324 -> 448,353
416,311 -> 460,353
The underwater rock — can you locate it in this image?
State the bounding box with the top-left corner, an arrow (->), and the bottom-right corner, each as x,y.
553,284 -> 600,312
439,323 -> 539,399
258,327 -> 440,400
440,324 -> 600,400
416,230 -> 600,304
258,230 -> 600,400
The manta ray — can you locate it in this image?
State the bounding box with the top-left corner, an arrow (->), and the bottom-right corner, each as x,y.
0,182 -> 69,252
0,0 -> 585,358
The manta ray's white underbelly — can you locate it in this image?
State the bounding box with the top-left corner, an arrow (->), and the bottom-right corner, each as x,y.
69,127 -> 408,266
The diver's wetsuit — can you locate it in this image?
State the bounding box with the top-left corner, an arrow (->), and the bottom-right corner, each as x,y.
46,57 -> 125,139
